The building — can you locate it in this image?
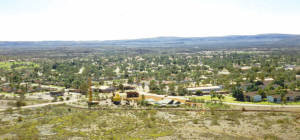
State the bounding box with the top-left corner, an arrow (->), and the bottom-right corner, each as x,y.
285,92 -> 300,102
50,91 -> 64,97
92,86 -> 116,93
267,92 -> 300,103
284,65 -> 296,70
218,69 -> 230,75
241,66 -> 251,71
0,83 -> 14,93
267,94 -> 281,103
244,92 -> 262,102
187,86 -> 223,93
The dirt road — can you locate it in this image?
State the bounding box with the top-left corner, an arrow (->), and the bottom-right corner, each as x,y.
0,99 -> 78,112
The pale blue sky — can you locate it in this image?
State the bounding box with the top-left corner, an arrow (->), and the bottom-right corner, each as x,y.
0,0 -> 299,41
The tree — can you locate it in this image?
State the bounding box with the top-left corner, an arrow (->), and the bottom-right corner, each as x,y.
168,83 -> 175,95
296,69 -> 300,75
118,84 -> 124,93
177,85 -> 188,96
232,86 -> 244,101
275,86 -> 287,104
210,90 -> 217,103
195,90 -> 203,96
16,88 -> 26,108
159,83 -> 166,94
257,89 -> 266,98
142,82 -> 145,90
149,80 -> 159,92
128,77 -> 134,84
217,93 -> 225,103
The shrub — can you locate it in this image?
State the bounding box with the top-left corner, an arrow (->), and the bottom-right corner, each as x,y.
16,101 -> 26,107
5,107 -> 13,114
192,119 -> 199,124
59,96 -> 64,101
263,134 -> 280,140
17,116 -> 23,122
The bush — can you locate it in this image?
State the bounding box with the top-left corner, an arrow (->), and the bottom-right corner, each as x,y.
59,96 -> 64,101
16,101 -> 26,107
192,119 -> 199,124
5,107 -> 13,114
52,96 -> 57,102
296,70 -> 300,75
263,134 -> 279,140
17,116 -> 23,122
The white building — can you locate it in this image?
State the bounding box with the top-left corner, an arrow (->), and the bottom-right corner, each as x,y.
187,86 -> 223,93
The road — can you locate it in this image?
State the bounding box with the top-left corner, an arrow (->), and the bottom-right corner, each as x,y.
135,85 -> 300,108
223,102 -> 300,108
0,99 -> 78,112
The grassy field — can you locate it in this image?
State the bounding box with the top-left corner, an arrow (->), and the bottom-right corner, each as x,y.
0,61 -> 39,70
189,95 -> 300,105
0,105 -> 299,139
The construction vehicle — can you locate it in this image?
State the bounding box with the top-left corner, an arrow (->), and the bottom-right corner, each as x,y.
112,93 -> 121,105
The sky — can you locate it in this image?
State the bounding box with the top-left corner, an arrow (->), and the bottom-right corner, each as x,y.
0,0 -> 300,41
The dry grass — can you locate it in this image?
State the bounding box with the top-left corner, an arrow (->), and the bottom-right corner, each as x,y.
0,105 -> 299,139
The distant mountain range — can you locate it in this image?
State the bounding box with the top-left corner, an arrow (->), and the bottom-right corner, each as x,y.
1,34 -> 300,48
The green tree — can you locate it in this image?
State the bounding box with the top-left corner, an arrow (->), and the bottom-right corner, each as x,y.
118,84 -> 124,93
210,90 -> 217,103
195,90 -> 203,96
232,86 -> 244,101
168,83 -> 176,95
217,93 -> 225,103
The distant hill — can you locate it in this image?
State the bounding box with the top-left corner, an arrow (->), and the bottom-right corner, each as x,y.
1,34 -> 300,48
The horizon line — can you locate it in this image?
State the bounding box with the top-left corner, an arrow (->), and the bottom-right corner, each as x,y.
0,33 -> 298,42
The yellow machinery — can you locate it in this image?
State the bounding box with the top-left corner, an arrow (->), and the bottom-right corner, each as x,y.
112,93 -> 121,105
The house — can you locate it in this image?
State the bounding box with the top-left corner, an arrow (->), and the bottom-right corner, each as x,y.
241,66 -> 251,71
0,83 -> 13,93
99,87 -> 116,93
68,89 -> 81,93
267,94 -> 281,103
263,78 -> 274,86
266,91 -> 300,103
123,85 -> 135,90
285,92 -> 300,102
284,65 -> 296,70
244,92 -> 262,102
218,69 -> 230,75
91,86 -> 115,93
50,91 -> 64,97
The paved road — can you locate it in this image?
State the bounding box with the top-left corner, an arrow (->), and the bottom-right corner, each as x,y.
223,102 -> 300,108
0,99 -> 78,112
136,89 -> 300,108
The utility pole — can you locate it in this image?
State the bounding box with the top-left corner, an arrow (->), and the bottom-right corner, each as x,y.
88,77 -> 92,108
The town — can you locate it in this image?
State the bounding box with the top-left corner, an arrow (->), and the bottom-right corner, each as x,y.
0,44 -> 300,139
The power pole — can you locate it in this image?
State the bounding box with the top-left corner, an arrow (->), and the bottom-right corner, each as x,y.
88,77 -> 92,108
88,77 -> 92,102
